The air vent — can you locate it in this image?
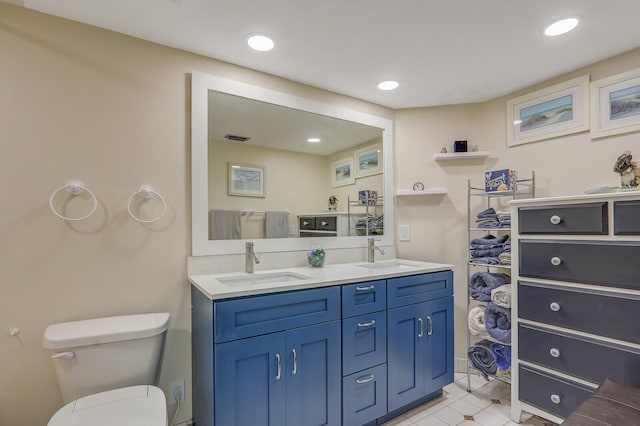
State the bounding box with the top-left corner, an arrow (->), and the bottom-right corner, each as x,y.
224,134 -> 251,142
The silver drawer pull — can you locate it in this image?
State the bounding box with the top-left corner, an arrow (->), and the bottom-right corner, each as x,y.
550,215 -> 562,225
426,315 -> 433,336
417,318 -> 424,338
357,320 -> 376,327
321,221 -> 328,226
356,285 -> 375,291
550,394 -> 561,404
303,221 -> 309,226
549,348 -> 561,358
356,374 -> 375,384
549,302 -> 561,312
275,353 -> 281,381
550,256 -> 562,266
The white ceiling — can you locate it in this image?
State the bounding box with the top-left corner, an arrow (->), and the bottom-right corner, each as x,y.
19,0 -> 640,109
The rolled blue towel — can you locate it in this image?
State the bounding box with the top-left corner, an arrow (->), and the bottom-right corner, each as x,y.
489,343 -> 511,370
470,234 -> 509,246
485,303 -> 511,343
468,340 -> 497,380
469,272 -> 511,301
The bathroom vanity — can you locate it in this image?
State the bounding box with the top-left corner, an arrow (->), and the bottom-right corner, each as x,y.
189,260 -> 454,426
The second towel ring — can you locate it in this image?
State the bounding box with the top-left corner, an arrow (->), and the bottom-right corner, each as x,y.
49,180 -> 98,221
127,185 -> 167,223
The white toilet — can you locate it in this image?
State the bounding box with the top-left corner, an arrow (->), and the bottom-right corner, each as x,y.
43,312 -> 170,426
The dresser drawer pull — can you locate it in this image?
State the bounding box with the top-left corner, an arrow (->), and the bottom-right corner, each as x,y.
550,394 -> 561,404
549,302 -> 561,312
356,285 -> 375,291
303,221 -> 310,226
550,256 -> 562,266
357,320 -> 376,328
550,215 -> 562,225
321,221 -> 328,227
549,348 -> 561,358
356,374 -> 375,384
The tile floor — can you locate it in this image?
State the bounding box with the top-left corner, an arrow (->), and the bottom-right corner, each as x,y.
382,373 -> 557,426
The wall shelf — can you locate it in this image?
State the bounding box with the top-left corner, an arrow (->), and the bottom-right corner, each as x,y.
396,188 -> 448,196
434,151 -> 490,161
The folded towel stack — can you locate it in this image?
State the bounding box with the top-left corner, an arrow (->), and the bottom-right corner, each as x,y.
469,271 -> 511,301
469,234 -> 510,264
475,208 -> 511,228
496,210 -> 511,228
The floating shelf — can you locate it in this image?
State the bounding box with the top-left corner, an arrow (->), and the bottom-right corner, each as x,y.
434,151 -> 490,161
396,188 -> 448,196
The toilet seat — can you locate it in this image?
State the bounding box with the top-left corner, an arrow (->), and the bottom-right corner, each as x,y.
48,385 -> 167,426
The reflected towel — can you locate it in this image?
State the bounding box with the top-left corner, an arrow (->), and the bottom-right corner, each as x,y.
265,211 -> 289,238
485,303 -> 511,343
491,284 -> 512,308
468,340 -> 497,380
469,272 -> 511,301
470,234 -> 509,248
210,210 -> 241,240
468,306 -> 488,337
489,343 -> 511,370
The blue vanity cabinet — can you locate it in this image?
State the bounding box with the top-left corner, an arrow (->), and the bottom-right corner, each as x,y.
386,272 -> 454,412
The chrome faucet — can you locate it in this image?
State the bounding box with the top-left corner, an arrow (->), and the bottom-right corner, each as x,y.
245,242 -> 260,273
367,238 -> 385,263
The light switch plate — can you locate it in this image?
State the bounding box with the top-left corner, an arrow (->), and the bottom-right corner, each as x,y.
399,225 -> 410,241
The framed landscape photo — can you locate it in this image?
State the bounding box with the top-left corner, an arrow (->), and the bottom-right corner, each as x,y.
228,162 -> 265,197
331,157 -> 355,187
506,75 -> 590,147
590,67 -> 640,139
354,143 -> 383,178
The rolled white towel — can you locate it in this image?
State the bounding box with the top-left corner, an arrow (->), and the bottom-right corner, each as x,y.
468,305 -> 488,336
491,284 -> 512,308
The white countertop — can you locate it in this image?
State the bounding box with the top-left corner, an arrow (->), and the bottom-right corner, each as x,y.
189,259 -> 453,300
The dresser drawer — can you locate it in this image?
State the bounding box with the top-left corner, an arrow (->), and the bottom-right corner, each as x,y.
519,240 -> 640,290
614,200 -> 640,235
342,311 -> 387,375
518,202 -> 608,235
343,364 -> 387,426
214,287 -> 340,342
316,216 -> 337,231
519,365 -> 594,419
519,324 -> 640,387
299,216 -> 316,230
342,280 -> 386,318
518,281 -> 640,344
387,271 -> 453,308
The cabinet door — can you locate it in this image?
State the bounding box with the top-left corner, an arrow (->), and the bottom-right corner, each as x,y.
387,303 -> 425,411
285,321 -> 341,426
423,297 -> 454,395
215,333 -> 286,426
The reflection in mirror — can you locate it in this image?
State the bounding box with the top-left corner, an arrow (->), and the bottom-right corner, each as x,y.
191,71 -> 394,256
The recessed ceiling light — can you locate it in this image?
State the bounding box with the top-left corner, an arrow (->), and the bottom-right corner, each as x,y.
247,34 -> 275,51
378,80 -> 399,91
307,138 -> 321,143
544,17 -> 580,36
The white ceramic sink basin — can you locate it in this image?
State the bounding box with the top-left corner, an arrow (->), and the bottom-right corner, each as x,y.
357,260 -> 418,271
216,271 -> 312,286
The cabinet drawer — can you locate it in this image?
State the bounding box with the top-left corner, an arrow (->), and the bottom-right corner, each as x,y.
519,240 -> 640,290
519,365 -> 594,419
387,271 -> 453,308
299,216 -> 316,230
342,280 -> 386,317
519,324 -> 640,387
342,311 -> 387,375
214,287 -> 340,343
614,200 -> 640,235
316,216 -> 337,231
342,364 -> 387,426
518,281 -> 640,344
518,202 -> 607,235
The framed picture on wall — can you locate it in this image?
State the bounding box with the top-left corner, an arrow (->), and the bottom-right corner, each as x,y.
354,144 -> 383,178
331,157 -> 355,187
590,67 -> 640,139
228,162 -> 265,197
506,75 -> 590,147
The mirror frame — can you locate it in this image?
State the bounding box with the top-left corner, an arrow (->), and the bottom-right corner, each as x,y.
191,71 -> 394,256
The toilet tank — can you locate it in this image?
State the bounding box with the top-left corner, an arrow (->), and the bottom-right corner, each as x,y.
43,313 -> 170,403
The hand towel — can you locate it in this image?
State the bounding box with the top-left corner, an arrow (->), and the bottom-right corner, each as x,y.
485,303 -> 511,343
468,306 -> 488,337
468,340 -> 497,380
489,343 -> 511,370
469,272 -> 511,301
491,284 -> 512,308
265,211 -> 289,238
209,210 -> 241,240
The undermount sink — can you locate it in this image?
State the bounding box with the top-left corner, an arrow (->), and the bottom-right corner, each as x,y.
216,271 -> 312,286
357,260 -> 418,271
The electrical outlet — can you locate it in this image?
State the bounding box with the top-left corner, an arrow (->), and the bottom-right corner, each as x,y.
171,380 -> 185,404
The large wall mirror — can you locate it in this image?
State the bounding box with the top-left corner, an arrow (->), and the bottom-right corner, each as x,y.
191,71 -> 394,256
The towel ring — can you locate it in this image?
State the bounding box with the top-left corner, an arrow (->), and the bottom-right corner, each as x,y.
127,185 -> 167,223
49,180 -> 98,221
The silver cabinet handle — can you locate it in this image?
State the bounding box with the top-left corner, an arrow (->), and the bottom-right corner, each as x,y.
356,285 -> 375,291
51,351 -> 75,360
550,394 -> 561,404
550,348 -> 560,358
275,353 -> 281,381
550,215 -> 562,225
321,221 -> 328,227
357,319 -> 376,327
549,302 -> 561,312
550,256 -> 562,266
291,349 -> 297,376
426,316 -> 433,336
417,318 -> 424,338
356,374 -> 375,384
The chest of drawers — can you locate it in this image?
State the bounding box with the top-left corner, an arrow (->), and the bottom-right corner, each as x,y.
510,193 -> 640,424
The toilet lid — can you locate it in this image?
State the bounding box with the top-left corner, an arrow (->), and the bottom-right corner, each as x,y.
48,385 -> 167,426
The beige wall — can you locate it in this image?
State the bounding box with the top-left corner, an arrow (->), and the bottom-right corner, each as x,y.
0,4 -> 391,425
394,47 -> 640,361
